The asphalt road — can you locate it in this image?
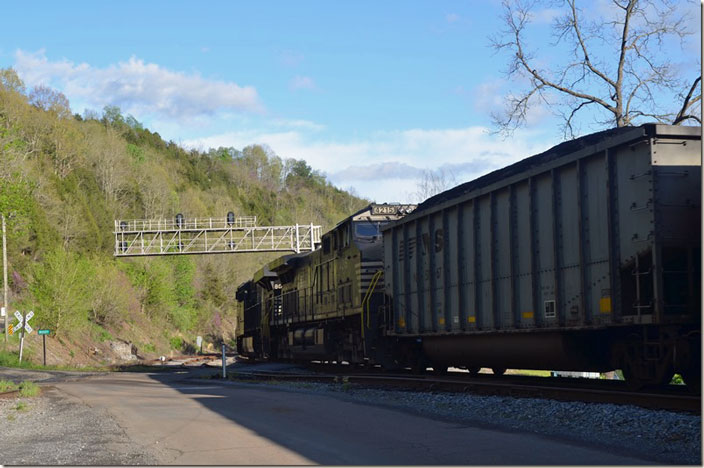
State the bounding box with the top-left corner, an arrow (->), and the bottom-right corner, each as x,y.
43,369 -> 655,465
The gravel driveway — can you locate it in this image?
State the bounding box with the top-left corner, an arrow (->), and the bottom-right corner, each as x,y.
0,386 -> 160,465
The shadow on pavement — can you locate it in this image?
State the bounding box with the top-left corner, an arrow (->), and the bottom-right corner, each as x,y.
139,360 -> 660,466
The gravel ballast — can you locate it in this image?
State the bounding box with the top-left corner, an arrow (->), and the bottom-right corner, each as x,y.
221,378 -> 702,465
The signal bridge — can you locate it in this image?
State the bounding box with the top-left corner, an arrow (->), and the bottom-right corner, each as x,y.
114,214 -> 322,257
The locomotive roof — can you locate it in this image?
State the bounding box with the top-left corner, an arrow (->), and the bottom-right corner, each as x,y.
337,203 -> 417,227
414,123 -> 697,214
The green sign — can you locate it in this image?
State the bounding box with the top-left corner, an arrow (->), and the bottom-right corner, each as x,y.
38,329 -> 50,335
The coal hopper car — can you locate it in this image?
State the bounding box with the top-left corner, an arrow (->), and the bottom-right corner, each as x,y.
382,124 -> 701,388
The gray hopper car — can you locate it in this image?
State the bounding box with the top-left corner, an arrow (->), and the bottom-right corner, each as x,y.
382,124 -> 701,388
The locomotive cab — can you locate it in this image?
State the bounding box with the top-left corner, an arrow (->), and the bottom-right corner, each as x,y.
236,203 -> 417,365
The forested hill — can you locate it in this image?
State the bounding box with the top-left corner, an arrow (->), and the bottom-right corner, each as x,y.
0,68 -> 368,364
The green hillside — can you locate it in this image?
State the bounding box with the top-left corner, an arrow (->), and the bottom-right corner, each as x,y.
0,68 -> 368,365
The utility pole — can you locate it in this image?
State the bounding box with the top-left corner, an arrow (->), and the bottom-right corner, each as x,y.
2,214 -> 7,344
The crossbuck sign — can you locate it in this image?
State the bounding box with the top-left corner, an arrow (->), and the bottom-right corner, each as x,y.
14,310 -> 34,335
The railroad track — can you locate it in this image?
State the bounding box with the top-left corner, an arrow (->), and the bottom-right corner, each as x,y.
226,363 -> 701,414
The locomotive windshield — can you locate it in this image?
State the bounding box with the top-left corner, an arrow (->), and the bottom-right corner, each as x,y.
354,221 -> 385,238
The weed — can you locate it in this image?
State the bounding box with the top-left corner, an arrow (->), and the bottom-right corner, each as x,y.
14,401 -> 27,411
19,381 -> 40,397
7,414 -> 15,421
671,374 -> 685,385
99,329 -> 113,342
340,376 -> 352,392
0,380 -> 19,392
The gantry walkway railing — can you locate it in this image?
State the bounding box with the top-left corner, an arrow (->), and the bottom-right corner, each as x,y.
114,215 -> 322,257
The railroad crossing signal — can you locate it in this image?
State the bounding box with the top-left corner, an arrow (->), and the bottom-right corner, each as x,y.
13,310 -> 33,334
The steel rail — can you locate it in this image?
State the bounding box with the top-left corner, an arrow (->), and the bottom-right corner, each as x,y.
226,365 -> 701,414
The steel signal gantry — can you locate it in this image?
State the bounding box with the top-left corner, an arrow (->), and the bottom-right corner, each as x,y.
114,215 -> 322,257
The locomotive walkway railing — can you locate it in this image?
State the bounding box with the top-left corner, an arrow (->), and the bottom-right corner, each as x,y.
114,215 -> 322,257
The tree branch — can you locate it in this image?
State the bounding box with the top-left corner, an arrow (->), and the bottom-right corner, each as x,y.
567,0 -> 617,89
673,76 -> 702,125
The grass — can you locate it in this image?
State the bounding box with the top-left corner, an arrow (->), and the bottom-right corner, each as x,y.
19,381 -> 40,397
0,349 -> 108,372
0,380 -> 41,396
0,379 -> 19,392
14,401 -> 27,411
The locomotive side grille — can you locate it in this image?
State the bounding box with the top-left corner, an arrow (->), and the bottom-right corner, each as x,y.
358,260 -> 384,294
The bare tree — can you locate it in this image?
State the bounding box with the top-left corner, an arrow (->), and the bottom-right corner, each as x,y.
414,168 -> 458,202
491,0 -> 701,137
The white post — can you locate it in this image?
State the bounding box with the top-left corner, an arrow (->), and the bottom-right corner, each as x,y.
310,223 -> 315,251
2,214 -> 7,344
295,224 -> 300,253
221,343 -> 227,379
18,310 -> 25,363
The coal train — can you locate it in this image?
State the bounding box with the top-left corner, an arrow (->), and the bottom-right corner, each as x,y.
236,124 -> 701,389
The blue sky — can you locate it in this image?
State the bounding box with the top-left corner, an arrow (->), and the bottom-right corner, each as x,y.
0,1 -> 699,203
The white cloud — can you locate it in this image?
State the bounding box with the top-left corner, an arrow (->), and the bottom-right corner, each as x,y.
531,8 -> 561,24
474,76 -> 554,128
279,50 -> 304,68
446,13 -> 460,23
183,126 -> 552,203
290,75 -> 316,90
270,118 -> 325,131
13,49 -> 262,120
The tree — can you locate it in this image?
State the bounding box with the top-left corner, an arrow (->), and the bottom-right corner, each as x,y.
414,168 -> 458,202
28,85 -> 71,119
30,248 -> 93,337
491,0 -> 701,137
0,68 -> 25,94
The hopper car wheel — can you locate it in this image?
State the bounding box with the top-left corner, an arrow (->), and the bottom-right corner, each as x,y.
467,367 -> 480,375
433,366 -> 448,375
620,339 -> 675,390
492,368 -> 506,376
681,334 -> 701,393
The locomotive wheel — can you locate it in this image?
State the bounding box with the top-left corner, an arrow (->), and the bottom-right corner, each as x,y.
467,367 -> 481,375
492,367 -> 506,376
433,366 -> 448,375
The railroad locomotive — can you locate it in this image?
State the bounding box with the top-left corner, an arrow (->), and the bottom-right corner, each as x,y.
236,124 -> 701,389
236,203 -> 417,366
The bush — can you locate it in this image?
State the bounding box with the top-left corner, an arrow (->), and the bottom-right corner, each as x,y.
169,336 -> 183,351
